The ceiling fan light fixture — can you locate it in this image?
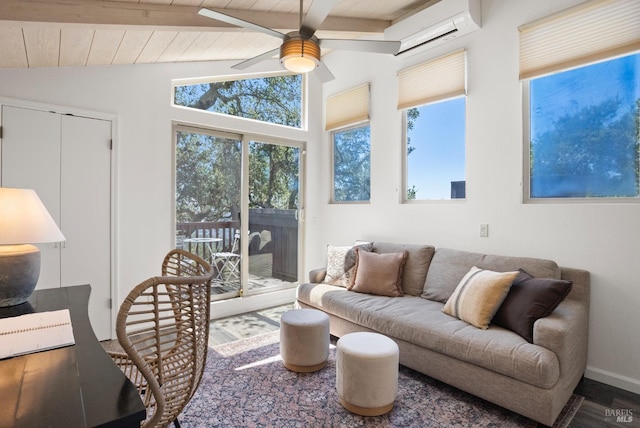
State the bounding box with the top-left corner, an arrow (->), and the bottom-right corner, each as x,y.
280,37 -> 320,74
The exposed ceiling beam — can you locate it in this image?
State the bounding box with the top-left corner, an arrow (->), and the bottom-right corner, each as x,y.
0,0 -> 390,34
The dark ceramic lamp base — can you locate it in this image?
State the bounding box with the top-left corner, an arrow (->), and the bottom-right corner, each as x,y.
0,244 -> 41,307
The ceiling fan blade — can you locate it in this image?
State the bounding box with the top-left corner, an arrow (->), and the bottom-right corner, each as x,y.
231,48 -> 281,70
314,61 -> 335,83
300,0 -> 338,37
198,8 -> 286,40
319,39 -> 401,55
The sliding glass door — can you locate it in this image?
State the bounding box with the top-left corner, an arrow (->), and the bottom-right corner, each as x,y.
247,140 -> 301,294
175,128 -> 242,298
174,126 -> 302,300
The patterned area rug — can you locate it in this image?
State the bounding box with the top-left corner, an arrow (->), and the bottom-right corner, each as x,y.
181,331 -> 583,427
209,305 -> 293,346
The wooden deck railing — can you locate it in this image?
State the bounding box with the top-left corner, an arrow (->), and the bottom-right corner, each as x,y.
177,220 -> 241,253
176,209 -> 298,282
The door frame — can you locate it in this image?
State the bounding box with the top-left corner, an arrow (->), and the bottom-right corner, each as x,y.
0,96 -> 119,339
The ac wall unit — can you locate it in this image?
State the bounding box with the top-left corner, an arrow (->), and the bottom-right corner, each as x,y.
385,0 -> 481,55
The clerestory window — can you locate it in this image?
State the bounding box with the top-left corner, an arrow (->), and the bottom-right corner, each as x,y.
173,73 -> 303,128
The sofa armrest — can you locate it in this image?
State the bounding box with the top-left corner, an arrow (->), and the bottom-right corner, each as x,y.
533,266 -> 590,375
309,267 -> 327,283
533,299 -> 589,377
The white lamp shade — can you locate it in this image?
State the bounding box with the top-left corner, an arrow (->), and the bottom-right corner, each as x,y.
0,188 -> 66,245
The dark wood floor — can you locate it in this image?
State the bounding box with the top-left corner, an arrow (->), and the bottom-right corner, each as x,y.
212,306 -> 640,428
569,377 -> 639,427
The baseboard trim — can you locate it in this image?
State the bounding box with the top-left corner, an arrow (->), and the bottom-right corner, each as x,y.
585,366 -> 640,395
210,288 -> 296,319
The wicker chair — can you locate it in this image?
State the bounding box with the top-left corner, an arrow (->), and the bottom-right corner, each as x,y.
108,249 -> 215,428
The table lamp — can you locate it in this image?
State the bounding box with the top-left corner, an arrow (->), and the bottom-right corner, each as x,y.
0,188 -> 66,307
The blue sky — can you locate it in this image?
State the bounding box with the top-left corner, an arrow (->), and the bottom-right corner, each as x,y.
406,53 -> 638,200
407,97 -> 466,199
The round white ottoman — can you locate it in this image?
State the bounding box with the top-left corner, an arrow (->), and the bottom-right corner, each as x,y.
336,332 -> 399,416
280,308 -> 330,372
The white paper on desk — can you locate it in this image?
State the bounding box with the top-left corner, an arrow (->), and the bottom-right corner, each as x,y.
0,309 -> 75,359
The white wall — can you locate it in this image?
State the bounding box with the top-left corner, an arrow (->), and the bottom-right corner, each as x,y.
311,0 -> 640,394
0,0 -> 637,394
0,60 -> 320,329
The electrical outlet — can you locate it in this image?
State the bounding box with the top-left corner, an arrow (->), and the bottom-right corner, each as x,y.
480,224 -> 489,237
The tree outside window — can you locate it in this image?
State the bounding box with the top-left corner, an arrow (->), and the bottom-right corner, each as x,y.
174,74 -> 303,223
333,125 -> 370,202
174,74 -> 302,128
529,53 -> 639,199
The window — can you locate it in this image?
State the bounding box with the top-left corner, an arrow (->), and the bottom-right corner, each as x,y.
405,98 -> 466,200
326,84 -> 371,202
173,73 -> 303,128
520,0 -> 640,200
173,73 -> 305,299
332,125 -> 371,202
398,50 -> 467,201
527,54 -> 639,198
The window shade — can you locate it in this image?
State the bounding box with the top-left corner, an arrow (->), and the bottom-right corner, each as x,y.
519,0 -> 640,80
325,84 -> 370,131
397,49 -> 466,110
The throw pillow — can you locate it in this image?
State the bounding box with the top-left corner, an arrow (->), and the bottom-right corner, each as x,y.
323,243 -> 373,287
442,266 -> 518,329
373,242 -> 435,297
348,249 -> 408,297
493,269 -> 573,342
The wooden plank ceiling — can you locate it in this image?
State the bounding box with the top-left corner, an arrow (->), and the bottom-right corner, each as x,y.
0,0 -> 431,69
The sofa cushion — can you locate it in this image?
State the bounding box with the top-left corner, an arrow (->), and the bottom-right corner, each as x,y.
323,243 -> 373,287
297,282 -> 560,389
348,249 -> 407,297
373,242 -> 435,296
422,248 -> 561,303
442,267 -> 518,329
493,269 -> 573,342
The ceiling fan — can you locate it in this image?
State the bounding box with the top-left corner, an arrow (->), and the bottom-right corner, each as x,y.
198,0 -> 401,82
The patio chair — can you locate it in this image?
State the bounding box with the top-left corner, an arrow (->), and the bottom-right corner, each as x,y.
107,249 -> 214,428
212,230 -> 241,285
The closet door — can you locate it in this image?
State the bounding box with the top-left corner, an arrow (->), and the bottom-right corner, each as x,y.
61,115 -> 112,340
1,105 -> 113,340
1,106 -> 62,289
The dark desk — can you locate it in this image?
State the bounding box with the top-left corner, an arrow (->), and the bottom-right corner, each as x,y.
0,285 -> 146,428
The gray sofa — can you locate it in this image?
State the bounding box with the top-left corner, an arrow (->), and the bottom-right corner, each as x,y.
296,243 -> 590,426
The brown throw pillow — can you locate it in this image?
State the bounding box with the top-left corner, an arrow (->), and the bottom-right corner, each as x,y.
493,269 -> 573,342
348,249 -> 408,297
442,266 -> 518,329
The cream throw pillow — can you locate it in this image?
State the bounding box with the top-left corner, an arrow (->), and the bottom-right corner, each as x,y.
442,266 -> 518,329
324,245 -> 351,285
323,243 -> 373,287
